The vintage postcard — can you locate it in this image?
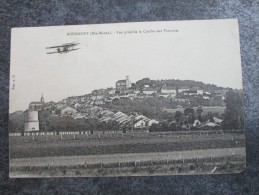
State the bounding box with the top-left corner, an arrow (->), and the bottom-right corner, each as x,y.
9,19 -> 245,177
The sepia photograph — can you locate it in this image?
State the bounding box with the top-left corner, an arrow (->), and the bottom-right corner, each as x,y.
9,19 -> 245,177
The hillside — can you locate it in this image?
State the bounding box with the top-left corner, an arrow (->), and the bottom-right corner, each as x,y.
9,77 -> 244,133
134,78 -> 229,90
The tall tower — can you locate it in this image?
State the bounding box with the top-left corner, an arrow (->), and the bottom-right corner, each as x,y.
41,93 -> 45,103
24,110 -> 40,132
126,76 -> 131,89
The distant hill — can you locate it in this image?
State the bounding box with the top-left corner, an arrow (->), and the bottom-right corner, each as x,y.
134,78 -> 230,90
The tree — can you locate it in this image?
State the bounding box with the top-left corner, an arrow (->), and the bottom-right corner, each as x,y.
149,123 -> 160,132
222,90 -> 244,130
112,98 -> 120,106
174,111 -> 183,125
184,108 -> 195,124
168,122 -> 177,131
9,111 -> 24,133
131,83 -> 137,90
86,118 -> 102,130
208,112 -> 215,122
106,120 -> 120,130
196,106 -> 203,122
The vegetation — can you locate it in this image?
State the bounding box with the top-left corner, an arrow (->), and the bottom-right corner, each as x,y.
9,131 -> 245,158
38,110 -> 105,132
134,78 -> 229,90
8,88 -> 244,133
222,90 -> 244,130
8,111 -> 24,133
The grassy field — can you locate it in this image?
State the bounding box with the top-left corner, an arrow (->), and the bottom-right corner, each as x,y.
9,131 -> 245,158
9,130 -> 246,177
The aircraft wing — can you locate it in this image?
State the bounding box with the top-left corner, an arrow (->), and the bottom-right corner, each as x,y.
46,42 -> 79,49
46,48 -> 80,54
46,51 -> 60,54
68,48 -> 80,52
62,42 -> 79,46
46,46 -> 63,49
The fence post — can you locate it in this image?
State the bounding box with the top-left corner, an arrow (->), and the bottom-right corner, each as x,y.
61,134 -> 63,140
150,160 -> 153,165
98,134 -> 101,139
29,165 -> 32,171
135,161 -> 137,167
32,136 -> 34,141
48,164 -> 50,170
73,134 -> 76,139
118,161 -> 120,167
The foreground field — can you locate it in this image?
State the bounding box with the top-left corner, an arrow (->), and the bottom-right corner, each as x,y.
9,131 -> 246,177
9,131 -> 245,158
10,148 -> 245,177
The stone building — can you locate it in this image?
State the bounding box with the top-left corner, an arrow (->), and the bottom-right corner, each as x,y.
116,76 -> 131,90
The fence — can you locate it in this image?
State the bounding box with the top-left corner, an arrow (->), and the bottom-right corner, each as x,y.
9,129 -> 244,137
9,131 -> 91,137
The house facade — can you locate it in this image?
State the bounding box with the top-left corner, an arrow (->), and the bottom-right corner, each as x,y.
178,87 -> 190,93
147,119 -> 159,126
142,87 -> 157,95
134,119 -> 146,129
184,90 -> 198,96
161,86 -> 177,95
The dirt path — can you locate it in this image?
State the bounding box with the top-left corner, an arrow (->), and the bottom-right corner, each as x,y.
10,147 -> 245,167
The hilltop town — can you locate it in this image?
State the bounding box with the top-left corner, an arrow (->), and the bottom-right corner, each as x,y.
9,76 -> 243,133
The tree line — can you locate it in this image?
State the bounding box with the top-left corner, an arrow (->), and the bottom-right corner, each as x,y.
134,78 -> 229,90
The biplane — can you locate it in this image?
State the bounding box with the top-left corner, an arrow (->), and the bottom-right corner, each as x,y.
46,42 -> 80,54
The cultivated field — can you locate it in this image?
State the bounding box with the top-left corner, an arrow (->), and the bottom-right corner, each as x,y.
9,130 -> 246,177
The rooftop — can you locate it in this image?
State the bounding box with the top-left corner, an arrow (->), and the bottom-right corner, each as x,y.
29,101 -> 44,105
116,79 -> 126,83
184,90 -> 198,93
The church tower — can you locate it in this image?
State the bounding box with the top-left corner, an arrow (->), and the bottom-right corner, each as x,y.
40,93 -> 45,103
126,76 -> 131,89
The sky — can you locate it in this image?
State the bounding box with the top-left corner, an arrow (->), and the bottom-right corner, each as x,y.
9,19 -> 243,113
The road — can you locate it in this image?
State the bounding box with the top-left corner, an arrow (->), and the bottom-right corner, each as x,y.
10,147 -> 245,167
